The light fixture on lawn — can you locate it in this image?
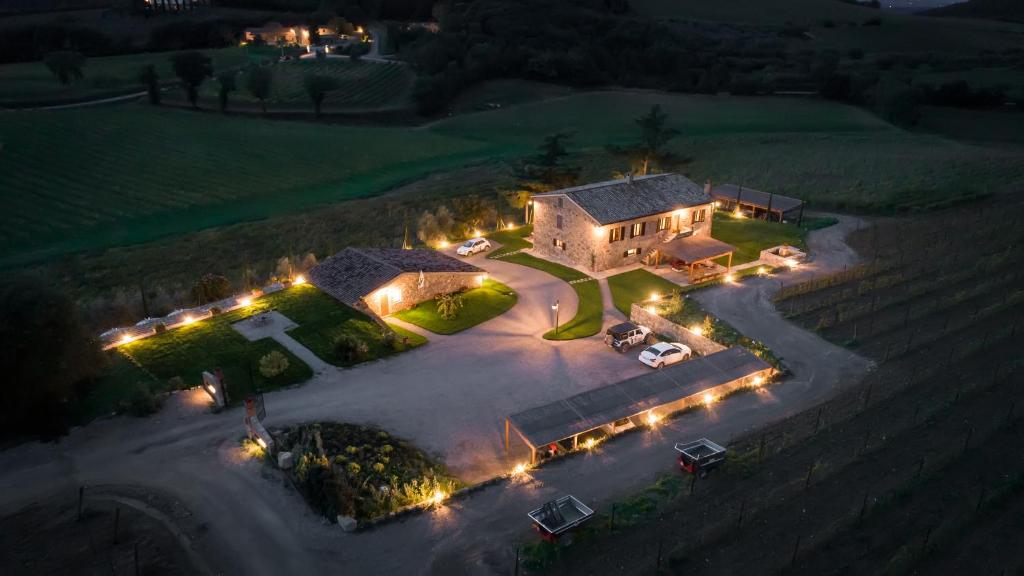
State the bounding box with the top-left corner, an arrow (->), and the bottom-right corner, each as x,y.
689,325 -> 703,336
439,240 -> 450,248
293,274 -> 306,285
752,375 -> 764,387
120,334 -> 134,345
429,489 -> 446,506
646,412 -> 659,426
757,266 -> 767,276
703,393 -> 715,406
182,315 -> 196,325
724,273 -> 736,283
649,292 -> 660,302
238,296 -> 253,307
512,462 -> 528,475
584,438 -> 596,450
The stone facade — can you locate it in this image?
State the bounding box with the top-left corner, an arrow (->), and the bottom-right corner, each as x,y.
532,195 -> 715,273
360,271 -> 484,317
629,304 -> 727,357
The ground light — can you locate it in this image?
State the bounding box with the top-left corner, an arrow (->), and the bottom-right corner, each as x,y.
584,438 -> 596,450
293,274 -> 306,285
646,412 -> 660,426
182,315 -> 196,325
703,392 -> 715,406
752,375 -> 764,387
238,296 -> 253,307
438,240 -> 450,249
757,266 -> 767,276
732,208 -> 745,219
786,259 -> 800,269
649,292 -> 661,302
512,462 -> 528,475
689,325 -> 703,336
724,273 -> 736,284
429,489 -> 446,507
506,222 -> 516,230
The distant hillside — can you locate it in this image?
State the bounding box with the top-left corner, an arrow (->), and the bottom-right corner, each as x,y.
923,0 -> 1024,22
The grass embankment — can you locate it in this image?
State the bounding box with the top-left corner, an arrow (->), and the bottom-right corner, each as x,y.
394,279 -> 517,335
606,269 -> 779,365
275,422 -> 463,524
501,253 -> 603,340
0,47 -> 250,106
91,285 -> 425,420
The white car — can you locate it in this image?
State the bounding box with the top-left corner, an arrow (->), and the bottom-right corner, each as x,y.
457,238 -> 491,256
638,342 -> 692,369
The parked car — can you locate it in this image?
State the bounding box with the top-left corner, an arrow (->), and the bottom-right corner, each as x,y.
604,322 -> 653,352
638,342 -> 692,368
457,238 -> 491,256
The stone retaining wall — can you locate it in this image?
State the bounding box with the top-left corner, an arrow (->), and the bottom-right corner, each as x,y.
630,303 -> 727,356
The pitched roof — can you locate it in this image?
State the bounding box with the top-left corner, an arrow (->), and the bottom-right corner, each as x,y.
711,184 -> 803,213
309,248 -> 482,305
660,235 -> 736,263
534,173 -> 710,225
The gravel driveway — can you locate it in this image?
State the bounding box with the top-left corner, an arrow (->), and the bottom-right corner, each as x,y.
0,215 -> 872,576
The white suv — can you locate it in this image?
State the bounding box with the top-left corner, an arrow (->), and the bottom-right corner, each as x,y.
457,238 -> 491,256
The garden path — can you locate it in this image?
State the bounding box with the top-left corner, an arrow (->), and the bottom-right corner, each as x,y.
232,311 -> 330,374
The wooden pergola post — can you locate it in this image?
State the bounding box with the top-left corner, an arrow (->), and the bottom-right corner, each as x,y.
505,418 -> 510,454
727,252 -> 733,271
766,192 -> 774,221
573,435 -> 579,450
797,202 -> 805,227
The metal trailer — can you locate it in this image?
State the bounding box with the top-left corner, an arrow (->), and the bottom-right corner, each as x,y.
527,495 -> 595,543
675,438 -> 727,477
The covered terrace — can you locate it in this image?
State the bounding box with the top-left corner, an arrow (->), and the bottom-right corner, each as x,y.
654,235 -> 736,283
505,347 -> 772,464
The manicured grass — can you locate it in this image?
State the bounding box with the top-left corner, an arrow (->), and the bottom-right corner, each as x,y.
501,253 -> 604,340
486,224 -> 533,258
710,212 -> 807,265
119,309 -> 313,403
191,58 -> 415,111
0,104 -> 494,267
394,279 -> 517,334
607,269 -> 683,317
0,48 -> 250,106
254,284 -> 426,367
75,350 -> 161,424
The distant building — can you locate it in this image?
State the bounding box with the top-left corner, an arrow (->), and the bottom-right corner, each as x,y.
244,22 -> 311,46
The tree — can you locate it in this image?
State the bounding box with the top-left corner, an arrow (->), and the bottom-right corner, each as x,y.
303,73 -> 340,117
435,291 -> 464,320
0,278 -> 106,439
216,71 -> 237,113
246,67 -> 273,113
44,51 -> 86,86
191,273 -> 232,305
138,64 -> 161,105
258,351 -> 290,379
516,132 -> 580,194
170,51 -> 213,108
609,105 -> 680,175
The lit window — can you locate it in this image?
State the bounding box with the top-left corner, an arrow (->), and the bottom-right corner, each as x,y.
553,239 -> 566,250
692,209 -> 707,224
609,227 -> 624,243
630,222 -> 646,238
657,216 -> 670,231
624,247 -> 642,257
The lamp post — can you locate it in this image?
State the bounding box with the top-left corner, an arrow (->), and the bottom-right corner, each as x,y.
551,300 -> 560,335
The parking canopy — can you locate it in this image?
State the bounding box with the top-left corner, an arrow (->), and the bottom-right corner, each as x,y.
508,347 -> 770,450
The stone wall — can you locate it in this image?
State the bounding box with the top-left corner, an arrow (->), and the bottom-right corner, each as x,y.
630,303 -> 727,356
532,194 -> 716,273
759,245 -> 807,268
361,271 -> 484,316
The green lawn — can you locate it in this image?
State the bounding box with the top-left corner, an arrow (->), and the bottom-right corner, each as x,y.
394,279 -> 517,334
0,48 -> 250,106
607,269 -> 683,317
710,212 -> 807,265
486,224 -> 533,258
501,253 -> 604,340
189,58 -> 415,111
114,285 -> 426,407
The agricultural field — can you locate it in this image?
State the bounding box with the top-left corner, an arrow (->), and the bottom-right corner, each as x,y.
547,199 -> 1024,575
3,90 -> 1023,275
0,104 -> 494,268
0,47 -> 250,106
190,58 -> 415,112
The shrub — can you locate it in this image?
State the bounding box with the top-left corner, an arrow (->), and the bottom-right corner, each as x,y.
435,291 -> 465,320
380,326 -> 398,349
153,323 -> 167,334
210,306 -> 223,316
258,350 -> 290,378
123,382 -> 162,416
191,273 -> 232,305
334,335 -> 370,363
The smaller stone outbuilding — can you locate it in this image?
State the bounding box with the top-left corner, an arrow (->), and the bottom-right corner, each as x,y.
309,248 -> 485,317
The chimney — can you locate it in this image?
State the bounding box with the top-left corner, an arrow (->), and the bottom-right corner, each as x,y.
704,179 -> 712,196
625,172 -> 633,184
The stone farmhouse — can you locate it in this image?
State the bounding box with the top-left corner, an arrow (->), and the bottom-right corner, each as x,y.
309,248 -> 485,317
531,173 -> 736,280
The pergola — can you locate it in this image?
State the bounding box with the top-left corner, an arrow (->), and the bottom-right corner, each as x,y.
656,235 -> 736,282
711,184 -> 805,224
505,348 -> 772,464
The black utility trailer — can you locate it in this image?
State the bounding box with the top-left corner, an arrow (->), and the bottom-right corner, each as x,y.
528,495 -> 595,543
675,438 -> 727,477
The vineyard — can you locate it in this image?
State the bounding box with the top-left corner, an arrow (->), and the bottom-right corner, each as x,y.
542,200 -> 1024,575
195,58 -> 415,111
